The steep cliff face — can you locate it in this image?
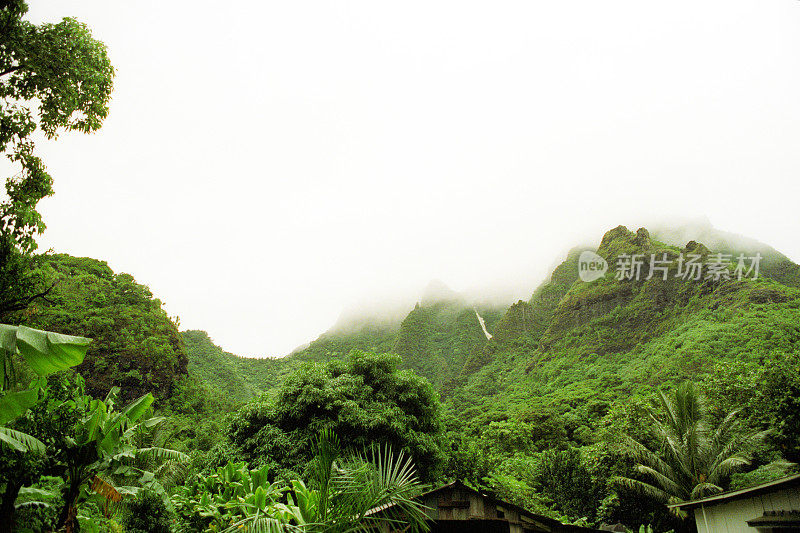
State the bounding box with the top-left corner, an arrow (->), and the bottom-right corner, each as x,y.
480,249 -> 581,349
463,223 -> 800,380
532,226 -> 777,358
540,227 -> 663,350
177,222 -> 800,451
394,304 -> 435,372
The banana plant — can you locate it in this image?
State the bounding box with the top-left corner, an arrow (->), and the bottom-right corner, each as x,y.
54,387 -> 188,533
0,324 -> 90,452
173,431 -> 430,533
0,325 -> 90,532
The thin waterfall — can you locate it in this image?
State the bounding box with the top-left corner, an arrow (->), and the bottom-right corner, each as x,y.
474,309 -> 493,340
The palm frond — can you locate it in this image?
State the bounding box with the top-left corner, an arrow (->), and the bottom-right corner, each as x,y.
621,435 -> 678,482
223,516 -> 302,533
708,455 -> 751,483
706,429 -> 767,483
341,443 -> 430,533
634,465 -> 685,499
618,381 -> 767,511
611,476 -> 672,505
310,428 -> 341,523
135,446 -> 189,463
690,482 -> 723,500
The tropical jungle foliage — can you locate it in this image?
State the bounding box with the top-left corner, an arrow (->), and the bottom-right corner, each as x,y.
226,350 -> 444,482
2,222 -> 798,532
0,6 -> 798,530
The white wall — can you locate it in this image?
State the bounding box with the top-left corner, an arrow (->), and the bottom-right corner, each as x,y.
693,487 -> 800,533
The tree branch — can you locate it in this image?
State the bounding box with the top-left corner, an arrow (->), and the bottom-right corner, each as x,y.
0,280 -> 57,314
0,65 -> 23,77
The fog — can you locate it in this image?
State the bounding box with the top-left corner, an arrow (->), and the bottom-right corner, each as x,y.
19,1 -> 800,356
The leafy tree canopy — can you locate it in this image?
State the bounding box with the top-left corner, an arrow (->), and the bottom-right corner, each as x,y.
23,255 -> 188,401
0,0 -> 114,252
228,350 -> 444,481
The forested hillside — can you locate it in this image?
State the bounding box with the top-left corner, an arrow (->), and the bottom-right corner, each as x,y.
4,223 -> 799,532
2,1 -> 798,531
172,223 -> 800,529
286,280 -> 506,393
230,223 -> 799,423
181,329 -> 290,406
22,255 -> 188,402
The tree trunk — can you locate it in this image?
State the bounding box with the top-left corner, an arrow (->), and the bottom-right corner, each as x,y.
0,481 -> 21,533
55,478 -> 81,533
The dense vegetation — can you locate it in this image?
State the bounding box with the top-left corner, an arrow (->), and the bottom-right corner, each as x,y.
3,222 -> 799,532
1,2 -> 799,531
20,255 -> 188,402
226,350 -> 444,482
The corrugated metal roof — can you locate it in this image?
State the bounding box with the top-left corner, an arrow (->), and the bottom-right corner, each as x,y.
667,473 -> 800,510
366,480 -> 604,532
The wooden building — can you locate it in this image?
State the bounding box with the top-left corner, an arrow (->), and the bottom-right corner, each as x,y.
368,481 -> 602,533
668,474 -> 800,532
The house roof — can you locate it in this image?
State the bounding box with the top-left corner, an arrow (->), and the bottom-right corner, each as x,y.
667,473 -> 800,511
366,480 -> 602,532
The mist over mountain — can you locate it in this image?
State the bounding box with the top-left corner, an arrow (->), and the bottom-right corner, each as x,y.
272,219 -> 800,372
24,220 -> 798,525
50,219 -> 795,529
187,220 -> 796,404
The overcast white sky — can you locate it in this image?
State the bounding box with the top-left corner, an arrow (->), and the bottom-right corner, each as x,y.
21,1 -> 800,356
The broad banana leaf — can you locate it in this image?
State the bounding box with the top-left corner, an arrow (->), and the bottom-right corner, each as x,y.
15,487 -> 56,510
134,446 -> 190,463
0,385 -> 40,425
90,475 -> 123,503
0,324 -> 17,355
13,325 -> 91,376
123,393 -> 154,423
15,501 -> 51,510
0,426 -> 46,453
18,487 -> 55,499
81,406 -> 104,444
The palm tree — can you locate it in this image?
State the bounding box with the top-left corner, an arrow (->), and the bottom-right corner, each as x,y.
613,382 -> 768,511
227,429 -> 431,533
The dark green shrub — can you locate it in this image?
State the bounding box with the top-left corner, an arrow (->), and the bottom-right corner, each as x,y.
122,491 -> 172,533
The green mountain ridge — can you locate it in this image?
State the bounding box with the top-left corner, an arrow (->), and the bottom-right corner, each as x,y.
181,329 -> 291,406
31,221 -> 795,528
18,222 -> 797,462
180,223 -> 800,439
446,225 -> 799,444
